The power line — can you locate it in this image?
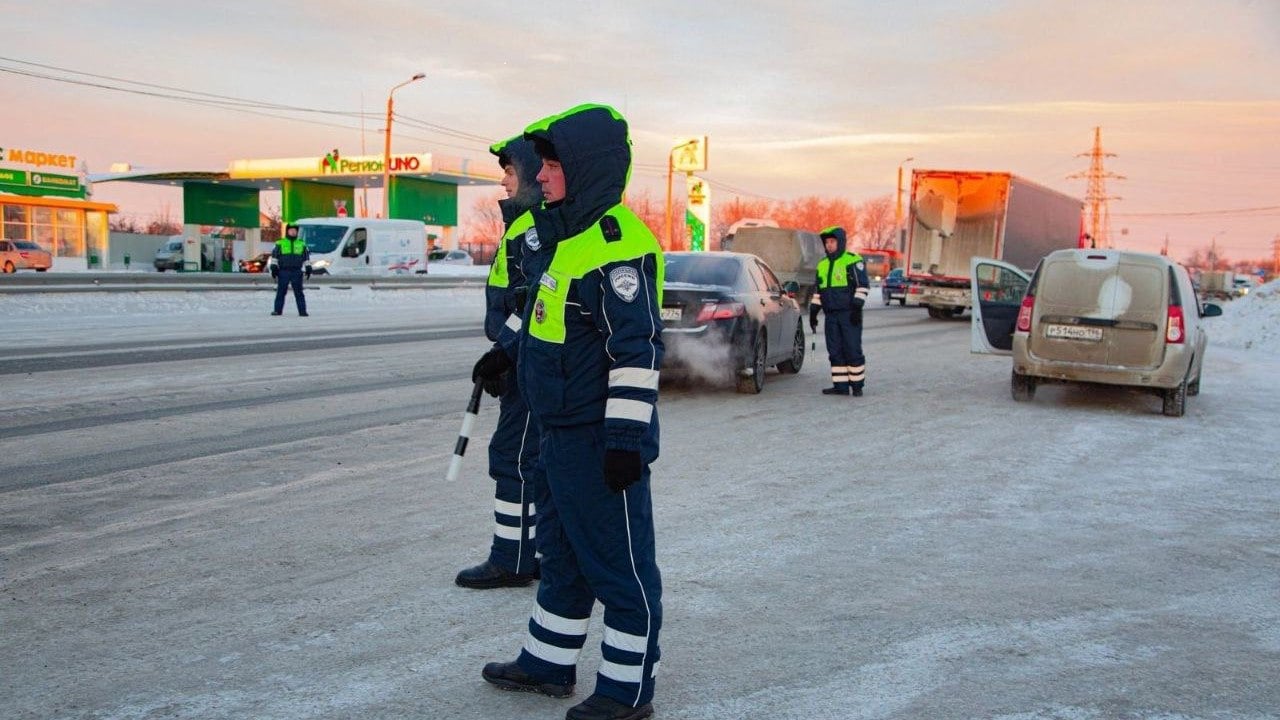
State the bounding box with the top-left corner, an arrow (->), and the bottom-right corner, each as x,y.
1113,205 -> 1280,218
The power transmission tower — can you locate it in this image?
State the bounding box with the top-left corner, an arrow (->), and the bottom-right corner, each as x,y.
1068,127 -> 1124,248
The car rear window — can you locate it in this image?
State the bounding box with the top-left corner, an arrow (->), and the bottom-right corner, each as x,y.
1038,258 -> 1165,317
665,255 -> 741,287
14,241 -> 41,250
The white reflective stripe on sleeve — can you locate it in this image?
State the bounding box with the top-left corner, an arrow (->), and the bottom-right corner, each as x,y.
605,398 -> 653,424
855,288 -> 869,298
523,635 -> 582,666
494,523 -> 524,540
603,626 -> 649,654
495,498 -> 524,519
533,604 -> 590,637
811,294 -> 822,305
598,658 -> 644,684
609,367 -> 660,391
651,660 -> 661,678
505,314 -> 523,332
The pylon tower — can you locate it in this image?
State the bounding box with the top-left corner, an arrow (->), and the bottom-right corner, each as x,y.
1068,127 -> 1124,248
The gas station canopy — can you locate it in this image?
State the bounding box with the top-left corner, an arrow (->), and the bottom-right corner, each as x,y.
89,151 -> 501,191
89,151 -> 501,228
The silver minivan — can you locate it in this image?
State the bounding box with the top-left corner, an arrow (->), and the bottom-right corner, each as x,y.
969,249 -> 1223,417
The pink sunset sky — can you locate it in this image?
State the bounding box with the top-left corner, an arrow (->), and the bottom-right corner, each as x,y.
5,0 -> 1278,262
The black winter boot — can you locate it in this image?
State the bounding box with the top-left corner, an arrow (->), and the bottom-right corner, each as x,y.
565,693 -> 653,720
482,660 -> 574,698
821,386 -> 850,396
455,560 -> 538,589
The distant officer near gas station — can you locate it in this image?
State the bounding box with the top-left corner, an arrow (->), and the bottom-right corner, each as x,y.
270,223 -> 311,317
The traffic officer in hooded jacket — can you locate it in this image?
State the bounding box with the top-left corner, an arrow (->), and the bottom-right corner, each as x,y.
809,226 -> 869,395
473,104 -> 665,720
270,223 -> 311,316
455,135 -> 545,589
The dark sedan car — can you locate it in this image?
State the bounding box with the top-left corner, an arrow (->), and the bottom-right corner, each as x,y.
238,252 -> 272,273
881,267 -> 908,306
660,251 -> 806,393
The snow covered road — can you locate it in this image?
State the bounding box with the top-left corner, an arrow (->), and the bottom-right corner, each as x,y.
1,285 -> 1277,719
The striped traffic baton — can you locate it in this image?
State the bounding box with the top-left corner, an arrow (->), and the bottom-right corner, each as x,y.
446,381 -> 484,482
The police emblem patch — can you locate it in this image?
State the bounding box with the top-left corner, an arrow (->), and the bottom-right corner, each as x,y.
856,261 -> 865,271
609,266 -> 640,303
534,298 -> 546,323
525,228 -> 541,251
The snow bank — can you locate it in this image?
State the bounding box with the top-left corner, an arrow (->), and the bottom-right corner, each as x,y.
1209,279 -> 1280,352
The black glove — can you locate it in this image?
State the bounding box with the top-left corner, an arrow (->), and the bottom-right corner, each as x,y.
304,267 -> 312,279
809,304 -> 820,333
270,267 -> 279,280
512,286 -> 529,313
850,305 -> 863,326
472,347 -> 512,382
603,449 -> 643,493
480,373 -> 506,398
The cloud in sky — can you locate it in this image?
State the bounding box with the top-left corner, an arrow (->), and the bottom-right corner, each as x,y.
4,0 -> 1279,257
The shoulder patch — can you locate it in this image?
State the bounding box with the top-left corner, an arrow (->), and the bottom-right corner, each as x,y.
525,227 -> 541,251
856,261 -> 865,271
609,266 -> 640,303
600,215 -> 623,242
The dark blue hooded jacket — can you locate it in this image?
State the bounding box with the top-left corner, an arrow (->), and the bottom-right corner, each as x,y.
516,104 -> 664,454
485,136 -> 543,343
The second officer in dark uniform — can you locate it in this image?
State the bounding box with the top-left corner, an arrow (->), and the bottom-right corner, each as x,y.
455,134 -> 545,589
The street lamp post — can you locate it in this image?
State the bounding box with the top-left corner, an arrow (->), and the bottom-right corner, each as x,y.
382,72 -> 425,219
894,156 -> 914,252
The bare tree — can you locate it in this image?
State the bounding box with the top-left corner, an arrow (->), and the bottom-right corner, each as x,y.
855,195 -> 895,250
261,205 -> 282,241
458,191 -> 506,261
145,205 -> 182,236
109,214 -> 143,233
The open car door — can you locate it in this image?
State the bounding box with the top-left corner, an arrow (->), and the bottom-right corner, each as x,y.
970,257 -> 1031,355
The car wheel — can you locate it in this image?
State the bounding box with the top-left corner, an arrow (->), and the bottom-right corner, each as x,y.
777,320 -> 805,374
2,261 -> 14,273
35,267 -> 47,272
1011,369 -> 1036,401
1162,378 -> 1187,417
736,331 -> 767,394
898,298 -> 906,306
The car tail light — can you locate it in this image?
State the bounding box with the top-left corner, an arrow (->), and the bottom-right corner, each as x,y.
696,302 -> 745,322
1166,304 -> 1185,344
1016,294 -> 1035,333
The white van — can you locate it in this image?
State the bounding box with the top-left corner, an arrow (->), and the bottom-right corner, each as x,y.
276,218 -> 429,275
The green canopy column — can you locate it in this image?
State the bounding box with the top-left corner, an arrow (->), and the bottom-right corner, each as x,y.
389,177 -> 456,225
282,180 -> 354,224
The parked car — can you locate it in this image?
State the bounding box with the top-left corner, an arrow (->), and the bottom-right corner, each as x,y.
153,237 -> 215,272
428,249 -> 474,265
1232,276 -> 1256,298
660,251 -> 806,393
0,239 -> 52,272
881,267 -> 908,306
238,252 -> 272,273
969,249 -> 1223,417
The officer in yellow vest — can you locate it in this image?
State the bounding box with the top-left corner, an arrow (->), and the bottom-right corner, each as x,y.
270,224 -> 311,316
455,135 -> 544,589
809,226 -> 869,395
475,104 -> 664,720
